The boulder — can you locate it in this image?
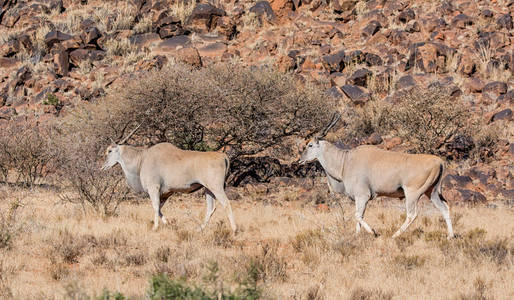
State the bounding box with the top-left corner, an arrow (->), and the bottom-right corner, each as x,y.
69,49 -> 105,66
0,57 -> 18,68
459,48 -> 476,76
153,35 -> 191,53
216,16 -> 236,39
340,84 -> 370,105
325,86 -> 344,99
398,8 -> 415,23
451,189 -> 487,203
186,3 -> 226,33
490,109 -> 512,122
53,47 -> 69,77
483,81 -> 508,95
329,72 -> 346,87
275,54 -> 295,72
197,42 -> 227,59
451,13 -> 473,28
346,68 -> 371,87
362,20 -> 381,37
396,75 -> 416,90
270,0 -> 295,17
467,77 -> 484,93
249,1 -> 277,23
0,39 -> 19,57
496,13 -> 513,30
321,50 -> 345,73
364,52 -> 382,66
175,47 -> 202,67
333,0 -> 357,13
406,43 -> 438,73
496,90 -> 514,104
45,30 -> 72,49
158,24 -> 187,39
81,26 -> 101,45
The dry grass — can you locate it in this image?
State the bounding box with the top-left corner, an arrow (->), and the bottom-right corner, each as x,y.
0,182 -> 512,299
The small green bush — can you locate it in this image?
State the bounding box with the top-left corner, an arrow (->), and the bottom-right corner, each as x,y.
147,274 -> 260,300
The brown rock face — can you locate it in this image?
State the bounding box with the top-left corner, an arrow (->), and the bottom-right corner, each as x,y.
186,3 -> 226,33
250,1 -> 277,23
216,16 -> 236,39
496,13 -> 513,30
270,0 -> 295,17
175,47 -> 202,68
69,49 -> 105,66
346,68 -> 371,87
490,109 -> 512,122
467,77 -> 484,93
483,81 -> 508,96
276,55 -> 295,72
459,48 -> 476,76
321,50 -> 345,73
45,31 -> 72,50
362,20 -> 381,37
340,84 -> 370,105
53,47 -> 69,77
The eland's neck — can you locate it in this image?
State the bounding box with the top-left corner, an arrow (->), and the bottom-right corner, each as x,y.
317,141 -> 348,181
118,145 -> 144,192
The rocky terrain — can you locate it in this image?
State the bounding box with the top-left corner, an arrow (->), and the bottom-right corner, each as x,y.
0,0 -> 513,204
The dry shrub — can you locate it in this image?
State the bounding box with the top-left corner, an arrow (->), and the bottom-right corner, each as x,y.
304,284 -> 325,300
49,262 -> 70,281
154,246 -> 171,263
332,236 -> 361,261
177,229 -> 194,243
211,221 -> 233,248
394,227 -> 423,250
350,287 -> 394,300
0,122 -> 55,186
53,107 -> 130,216
96,62 -> 334,158
344,86 -> 479,157
425,228 -> 513,266
122,250 -> 147,266
250,241 -> 288,283
392,254 -> 426,270
0,261 -> 13,298
390,86 -> 472,154
292,229 -> 327,252
49,229 -> 87,264
457,277 -> 491,300
0,200 -> 22,250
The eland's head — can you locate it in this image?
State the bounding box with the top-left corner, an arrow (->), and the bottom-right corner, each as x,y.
298,113 -> 340,165
101,123 -> 142,170
102,144 -> 121,170
298,137 -> 322,164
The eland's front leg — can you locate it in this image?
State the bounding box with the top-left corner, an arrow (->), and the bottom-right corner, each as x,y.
148,186 -> 162,231
354,195 -> 377,237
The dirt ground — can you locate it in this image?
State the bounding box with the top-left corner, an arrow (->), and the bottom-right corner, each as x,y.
0,182 -> 513,299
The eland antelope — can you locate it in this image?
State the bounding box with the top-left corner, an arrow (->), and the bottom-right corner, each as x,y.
299,114 -> 454,239
101,125 -> 237,232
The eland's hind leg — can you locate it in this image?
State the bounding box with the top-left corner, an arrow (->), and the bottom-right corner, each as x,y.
429,189 -> 454,239
200,190 -> 216,231
392,188 -> 421,238
209,187 -> 237,233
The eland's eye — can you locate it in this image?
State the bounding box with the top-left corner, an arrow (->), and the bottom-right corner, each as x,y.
308,144 -> 312,147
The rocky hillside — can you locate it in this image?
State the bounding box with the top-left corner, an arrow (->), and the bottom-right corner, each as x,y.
0,0 -> 512,203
